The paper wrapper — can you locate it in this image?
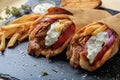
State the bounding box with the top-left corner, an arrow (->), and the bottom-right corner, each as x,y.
65,8 -> 112,28
100,13 -> 120,37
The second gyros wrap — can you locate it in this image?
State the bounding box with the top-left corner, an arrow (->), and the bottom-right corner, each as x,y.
66,14 -> 120,72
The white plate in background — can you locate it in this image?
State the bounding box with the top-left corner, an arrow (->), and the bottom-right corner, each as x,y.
101,0 -> 120,11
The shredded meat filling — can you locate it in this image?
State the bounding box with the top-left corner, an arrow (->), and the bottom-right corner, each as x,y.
67,35 -> 90,68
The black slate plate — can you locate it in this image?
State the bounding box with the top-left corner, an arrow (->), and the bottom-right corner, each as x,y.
0,0 -> 120,80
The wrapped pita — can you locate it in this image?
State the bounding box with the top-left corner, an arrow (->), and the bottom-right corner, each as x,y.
66,13 -> 120,72
65,8 -> 112,28
28,9 -> 76,58
100,13 -> 120,37
46,7 -> 112,28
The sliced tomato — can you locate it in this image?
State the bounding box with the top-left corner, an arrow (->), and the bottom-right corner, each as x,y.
52,24 -> 75,49
91,46 -> 108,65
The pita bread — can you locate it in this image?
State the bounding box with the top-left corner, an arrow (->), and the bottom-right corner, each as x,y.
100,13 -> 120,37
67,13 -> 120,71
61,0 -> 101,9
65,8 -> 112,28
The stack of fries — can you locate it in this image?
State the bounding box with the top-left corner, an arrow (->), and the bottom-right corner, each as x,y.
0,13 -> 41,51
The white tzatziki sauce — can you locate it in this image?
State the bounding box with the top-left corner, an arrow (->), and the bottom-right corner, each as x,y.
32,3 -> 55,14
86,32 -> 109,64
45,21 -> 62,46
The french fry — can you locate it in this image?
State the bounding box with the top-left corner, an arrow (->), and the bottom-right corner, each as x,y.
17,23 -> 32,42
7,33 -> 20,47
2,22 -> 32,38
80,24 -> 102,36
21,22 -> 33,31
0,32 -> 6,51
18,33 -> 28,42
1,24 -> 21,30
92,24 -> 107,35
10,13 -> 41,24
29,14 -> 45,34
1,24 -> 21,38
0,13 -> 41,51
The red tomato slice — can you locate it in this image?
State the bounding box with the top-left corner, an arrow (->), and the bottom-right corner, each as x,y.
91,46 -> 108,65
52,24 -> 75,49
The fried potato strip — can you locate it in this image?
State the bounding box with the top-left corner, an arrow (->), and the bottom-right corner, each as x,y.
0,32 -> 5,51
0,13 -> 41,51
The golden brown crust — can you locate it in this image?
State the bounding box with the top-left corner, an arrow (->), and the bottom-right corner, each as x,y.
65,8 -> 112,29
45,14 -> 69,19
66,22 -> 119,71
28,34 -> 73,58
28,14 -> 45,36
61,0 -> 101,9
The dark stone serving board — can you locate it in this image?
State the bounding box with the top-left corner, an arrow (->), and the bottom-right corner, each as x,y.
0,0 -> 120,80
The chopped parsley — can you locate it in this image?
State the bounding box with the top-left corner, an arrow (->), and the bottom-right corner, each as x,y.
21,5 -> 31,14
5,6 -> 21,17
0,17 -> 3,20
5,6 -> 11,15
4,5 -> 31,17
52,68 -> 58,73
21,5 -> 27,10
11,7 -> 21,17
41,71 -> 49,76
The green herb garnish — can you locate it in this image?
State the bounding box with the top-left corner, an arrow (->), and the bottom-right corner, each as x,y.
5,6 -> 21,17
0,17 -> 3,20
41,71 -> 49,76
21,5 -> 31,14
21,5 -> 27,10
11,7 -> 21,17
4,4 -> 31,18
5,6 -> 11,15
4,21 -> 10,25
52,69 -> 58,73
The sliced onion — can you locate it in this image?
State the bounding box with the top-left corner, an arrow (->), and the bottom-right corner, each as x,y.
105,34 -> 115,47
40,17 -> 58,24
106,29 -> 112,38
